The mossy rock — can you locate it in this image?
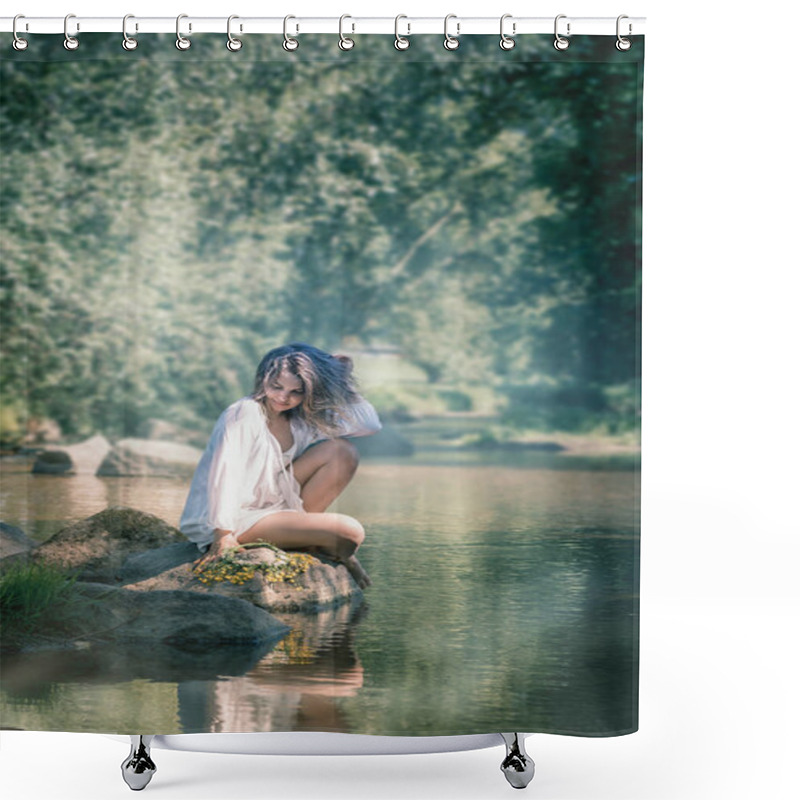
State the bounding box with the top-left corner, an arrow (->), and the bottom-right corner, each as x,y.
32,507 -> 186,583
123,543 -> 363,614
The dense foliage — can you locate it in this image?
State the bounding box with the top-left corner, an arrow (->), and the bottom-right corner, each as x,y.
1,35 -> 642,441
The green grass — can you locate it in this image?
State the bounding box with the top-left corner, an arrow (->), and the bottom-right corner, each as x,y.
0,561 -> 79,643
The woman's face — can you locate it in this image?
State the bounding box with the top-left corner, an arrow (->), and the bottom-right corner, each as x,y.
265,368 -> 305,415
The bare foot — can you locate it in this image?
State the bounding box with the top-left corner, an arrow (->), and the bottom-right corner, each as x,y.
341,555 -> 372,589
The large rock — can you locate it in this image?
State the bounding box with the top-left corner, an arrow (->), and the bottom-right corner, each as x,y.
118,541 -> 204,584
32,507 -> 186,582
29,508 -> 361,614
0,521 -> 37,560
136,418 -> 208,448
122,543 -> 363,614
97,438 -> 202,478
31,434 -> 112,475
59,583 -> 289,646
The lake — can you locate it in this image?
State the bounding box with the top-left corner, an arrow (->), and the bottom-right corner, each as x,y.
0,451 -> 639,737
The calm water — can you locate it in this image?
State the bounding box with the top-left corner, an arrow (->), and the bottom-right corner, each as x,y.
0,455 -> 639,737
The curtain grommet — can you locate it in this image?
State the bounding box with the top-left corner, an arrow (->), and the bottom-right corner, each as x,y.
226,15 -> 243,52
12,14 -> 29,51
615,15 -> 632,51
176,14 -> 191,51
121,14 -> 138,51
338,14 -> 355,51
553,14 -> 570,51
443,14 -> 460,50
499,14 -> 516,50
394,15 -> 410,51
63,13 -> 79,51
283,15 -> 299,51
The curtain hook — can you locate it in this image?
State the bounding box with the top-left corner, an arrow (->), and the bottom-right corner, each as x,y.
122,14 -> 138,51
176,13 -> 191,50
63,13 -> 79,51
553,14 -> 570,51
499,14 -> 516,50
443,14 -> 460,51
394,14 -> 410,51
227,15 -> 243,51
283,15 -> 299,51
12,14 -> 29,51
338,14 -> 355,50
616,15 -> 632,51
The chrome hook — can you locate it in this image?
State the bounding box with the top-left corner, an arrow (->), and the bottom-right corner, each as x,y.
338,14 -> 355,50
227,15 -> 243,51
443,14 -> 460,51
283,15 -> 299,51
122,14 -> 138,51
63,13 -> 79,51
394,14 -> 410,51
176,13 -> 191,50
616,15 -> 632,51
554,14 -> 570,51
12,14 -> 28,51
499,14 -> 516,51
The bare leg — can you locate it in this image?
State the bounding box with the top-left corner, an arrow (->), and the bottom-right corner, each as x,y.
291,438 -> 360,512
238,511 -> 371,588
288,438 -> 371,587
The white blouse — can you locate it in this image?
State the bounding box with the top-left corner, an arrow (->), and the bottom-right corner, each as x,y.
179,396 -> 382,550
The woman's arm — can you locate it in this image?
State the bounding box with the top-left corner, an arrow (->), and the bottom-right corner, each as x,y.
330,354 -> 381,437
197,402 -> 262,562
195,528 -> 240,567
333,396 -> 382,438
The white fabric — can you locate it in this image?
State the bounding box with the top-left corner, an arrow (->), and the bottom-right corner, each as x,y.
179,396 -> 382,550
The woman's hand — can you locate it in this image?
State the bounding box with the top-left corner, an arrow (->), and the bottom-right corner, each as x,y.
193,531 -> 240,569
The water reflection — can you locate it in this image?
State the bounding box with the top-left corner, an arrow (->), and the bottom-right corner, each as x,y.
0,459 -> 638,736
1,600 -> 368,734
0,458 -> 188,541
183,601 -> 367,733
1,639 -> 278,690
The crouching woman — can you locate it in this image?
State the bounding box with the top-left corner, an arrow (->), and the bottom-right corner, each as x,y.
179,343 -> 381,588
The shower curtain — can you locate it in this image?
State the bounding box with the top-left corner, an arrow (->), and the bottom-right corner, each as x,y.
0,29 -> 643,739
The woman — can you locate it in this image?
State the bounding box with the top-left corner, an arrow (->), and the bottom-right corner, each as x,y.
180,343 -> 381,588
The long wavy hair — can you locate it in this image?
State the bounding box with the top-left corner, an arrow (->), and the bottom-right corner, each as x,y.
251,343 -> 359,435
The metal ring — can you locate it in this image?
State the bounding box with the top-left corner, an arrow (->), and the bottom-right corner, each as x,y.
283,15 -> 299,51
227,15 -> 243,51
394,15 -> 410,51
616,15 -> 632,51
499,14 -> 515,50
443,14 -> 460,50
176,13 -> 191,50
338,14 -> 355,50
553,14 -> 570,51
122,14 -> 138,50
63,13 -> 79,51
12,14 -> 29,51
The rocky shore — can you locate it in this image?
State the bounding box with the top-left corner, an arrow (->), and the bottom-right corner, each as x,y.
1,507 -> 364,652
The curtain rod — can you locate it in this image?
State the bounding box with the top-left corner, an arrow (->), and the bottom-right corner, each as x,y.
1,16 -> 646,37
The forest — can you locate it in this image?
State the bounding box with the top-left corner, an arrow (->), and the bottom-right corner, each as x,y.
1,34 -> 642,446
